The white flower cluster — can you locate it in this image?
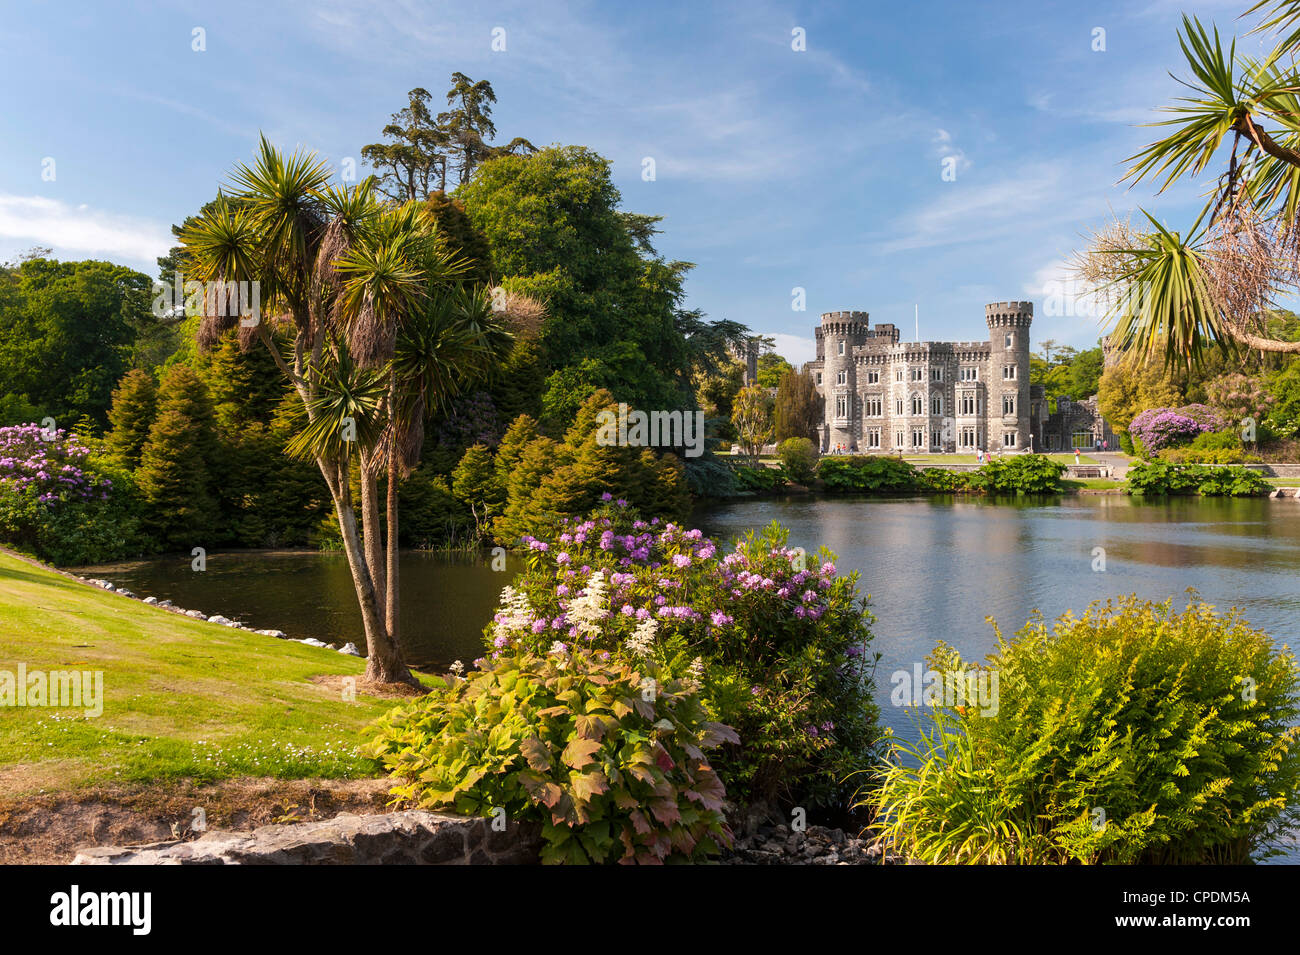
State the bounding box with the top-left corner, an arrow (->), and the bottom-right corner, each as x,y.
566,570 -> 608,640
625,617 -> 658,658
492,585 -> 534,644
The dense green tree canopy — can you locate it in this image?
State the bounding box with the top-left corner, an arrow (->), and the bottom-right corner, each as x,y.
459,145 -> 704,427
0,258 -> 154,428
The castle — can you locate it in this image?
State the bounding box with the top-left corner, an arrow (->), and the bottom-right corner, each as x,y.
806,301 -> 1113,454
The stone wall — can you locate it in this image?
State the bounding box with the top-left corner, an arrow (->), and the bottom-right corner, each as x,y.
72,811 -> 541,865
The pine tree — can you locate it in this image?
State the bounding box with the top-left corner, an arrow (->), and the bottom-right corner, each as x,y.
104,369 -> 158,469
452,443 -> 503,538
494,413 -> 539,489
493,435 -> 559,544
135,365 -> 219,550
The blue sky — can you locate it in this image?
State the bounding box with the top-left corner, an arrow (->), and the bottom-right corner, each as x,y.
0,0 -> 1265,364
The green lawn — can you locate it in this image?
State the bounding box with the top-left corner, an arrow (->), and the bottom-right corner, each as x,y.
0,549 -> 421,797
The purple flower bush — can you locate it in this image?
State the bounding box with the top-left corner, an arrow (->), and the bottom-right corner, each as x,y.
484,498 -> 881,809
0,423 -> 108,503
1129,404 -> 1230,457
0,423 -> 138,564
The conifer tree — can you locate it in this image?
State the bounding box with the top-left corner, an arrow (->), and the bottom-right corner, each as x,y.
451,443 -> 503,538
104,369 -> 158,469
775,369 -> 821,442
135,365 -> 219,550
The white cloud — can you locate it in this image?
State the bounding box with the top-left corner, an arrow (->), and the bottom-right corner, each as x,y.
0,194 -> 171,265
768,332 -> 816,367
1023,256 -> 1112,349
870,161 -> 1105,255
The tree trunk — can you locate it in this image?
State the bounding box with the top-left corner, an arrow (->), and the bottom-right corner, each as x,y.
324,457 -> 414,687
385,379 -> 401,651
359,456 -> 385,612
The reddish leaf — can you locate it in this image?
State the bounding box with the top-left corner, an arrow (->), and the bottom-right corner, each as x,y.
571,770 -> 610,802
520,735 -> 552,772
573,714 -> 609,741
654,745 -> 676,772
701,721 -> 740,747
649,798 -> 682,827
562,736 -> 603,770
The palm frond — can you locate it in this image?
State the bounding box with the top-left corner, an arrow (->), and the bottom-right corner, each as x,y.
1123,17 -> 1244,192
284,348 -> 388,462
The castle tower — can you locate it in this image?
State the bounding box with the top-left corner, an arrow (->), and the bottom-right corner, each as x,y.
819,310 -> 868,451
985,301 -> 1033,452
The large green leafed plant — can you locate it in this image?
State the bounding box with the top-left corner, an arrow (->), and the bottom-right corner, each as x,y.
367,648 -> 736,864
868,596 -> 1300,864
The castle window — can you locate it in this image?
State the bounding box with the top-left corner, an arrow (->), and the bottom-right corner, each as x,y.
911,394 -> 923,416
911,428 -> 925,448
1002,394 -> 1016,416
1005,333 -> 1013,348
836,395 -> 848,419
866,370 -> 880,384
911,367 -> 924,382
838,340 -> 846,356
895,398 -> 904,416
931,395 -> 943,415
816,372 -> 822,385
960,393 -> 977,415
960,426 -> 977,447
931,429 -> 942,449
1002,365 -> 1017,380
868,428 -> 881,448
895,430 -> 905,449
896,369 -> 904,382
1003,431 -> 1017,448
836,371 -> 847,386
930,368 -> 943,382
864,396 -> 882,417
960,367 -> 978,382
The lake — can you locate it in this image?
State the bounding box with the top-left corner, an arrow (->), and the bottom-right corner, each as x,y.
87,494 -> 1300,860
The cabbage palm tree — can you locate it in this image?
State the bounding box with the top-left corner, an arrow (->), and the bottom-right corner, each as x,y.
181,137 -> 418,685
1075,5 -> 1300,365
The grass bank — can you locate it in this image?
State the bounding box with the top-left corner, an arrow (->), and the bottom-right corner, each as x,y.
0,547 -> 420,798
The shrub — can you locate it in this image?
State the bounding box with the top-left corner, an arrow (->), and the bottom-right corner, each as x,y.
967,455 -> 1065,495
868,597 -> 1300,864
776,437 -> 818,483
818,455 -> 921,493
919,468 -> 973,492
0,424 -> 142,564
1205,372 -> 1275,425
1130,404 -> 1230,457
488,501 -> 880,810
1127,462 -> 1271,497
367,648 -> 736,864
1159,446 -> 1261,465
733,463 -> 785,493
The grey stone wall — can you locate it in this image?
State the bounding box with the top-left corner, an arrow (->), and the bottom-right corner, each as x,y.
72,811 -> 541,865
